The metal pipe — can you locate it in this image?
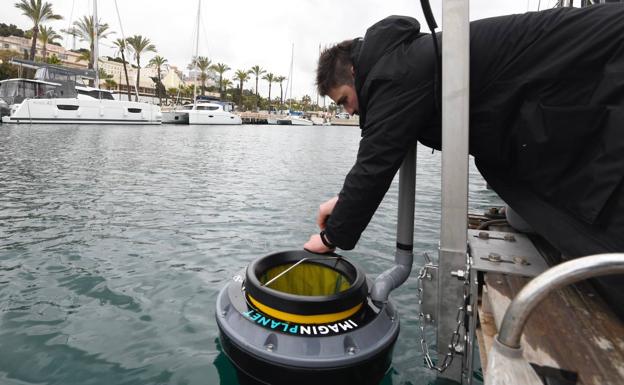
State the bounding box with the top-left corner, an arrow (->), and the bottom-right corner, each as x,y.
498,253 -> 624,348
93,0 -> 99,87
370,145 -> 416,305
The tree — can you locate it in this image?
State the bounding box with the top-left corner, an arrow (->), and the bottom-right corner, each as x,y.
262,73 -> 276,111
14,0 -> 62,62
211,62 -> 230,98
74,48 -> 91,64
275,75 -> 286,108
0,23 -> 26,38
248,65 -> 266,109
193,56 -> 211,96
104,78 -> 117,90
46,53 -> 60,64
126,35 -> 156,101
0,50 -> 19,80
70,15 -> 113,70
301,94 -> 312,111
37,25 -> 61,60
149,55 -> 168,105
233,69 -> 250,110
113,38 -> 132,101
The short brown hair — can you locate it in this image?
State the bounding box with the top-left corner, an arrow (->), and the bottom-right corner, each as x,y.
316,39 -> 355,96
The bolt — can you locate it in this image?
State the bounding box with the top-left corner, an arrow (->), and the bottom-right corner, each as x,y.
265,343 -> 274,352
504,234 -> 516,242
487,252 -> 502,262
512,256 -> 529,265
451,270 -> 467,280
347,347 -> 356,355
478,231 -> 490,239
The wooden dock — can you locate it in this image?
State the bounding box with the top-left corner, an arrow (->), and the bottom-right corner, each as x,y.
473,222 -> 624,385
237,112 -> 360,126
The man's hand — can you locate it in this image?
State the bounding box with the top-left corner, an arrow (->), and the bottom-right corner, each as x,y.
317,196 -> 339,230
304,234 -> 334,254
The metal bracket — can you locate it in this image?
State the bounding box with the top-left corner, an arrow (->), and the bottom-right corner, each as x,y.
468,230 -> 549,277
420,261 -> 439,324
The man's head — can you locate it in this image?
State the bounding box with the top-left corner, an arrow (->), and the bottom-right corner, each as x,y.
316,39 -> 359,115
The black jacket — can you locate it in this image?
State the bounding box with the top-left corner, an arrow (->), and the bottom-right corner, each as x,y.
325,5 -> 624,256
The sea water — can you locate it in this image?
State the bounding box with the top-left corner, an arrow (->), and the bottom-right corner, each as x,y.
0,124 -> 500,385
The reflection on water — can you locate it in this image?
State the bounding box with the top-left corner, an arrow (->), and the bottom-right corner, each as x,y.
0,124 -> 499,385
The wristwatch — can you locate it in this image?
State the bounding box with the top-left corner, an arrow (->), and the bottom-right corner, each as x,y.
319,230 -> 336,249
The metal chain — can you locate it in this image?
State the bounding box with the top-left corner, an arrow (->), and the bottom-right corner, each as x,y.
417,263 -> 470,373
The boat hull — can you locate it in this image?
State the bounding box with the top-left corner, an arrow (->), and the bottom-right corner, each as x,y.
2,98 -> 162,125
162,111 -> 189,124
276,117 -> 314,126
188,111 -> 242,125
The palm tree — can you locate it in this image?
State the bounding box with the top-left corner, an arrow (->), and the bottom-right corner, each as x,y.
301,95 -> 312,111
211,62 -> 230,97
233,69 -> 250,109
71,15 -> 113,70
275,75 -> 286,108
126,35 -> 156,101
75,49 -> 91,65
149,55 -> 168,105
262,73 -> 276,111
38,25 -> 61,60
193,56 -> 211,96
248,65 -> 266,109
113,38 -> 132,101
14,0 -> 62,61
222,78 -> 233,100
104,78 -> 117,90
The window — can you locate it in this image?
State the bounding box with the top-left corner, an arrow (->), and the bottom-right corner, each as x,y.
197,105 -> 219,111
57,104 -> 79,110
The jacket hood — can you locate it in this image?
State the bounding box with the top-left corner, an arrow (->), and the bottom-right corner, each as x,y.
353,16 -> 422,94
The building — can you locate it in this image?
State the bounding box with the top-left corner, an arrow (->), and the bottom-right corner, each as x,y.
98,57 -> 158,95
0,35 -> 87,68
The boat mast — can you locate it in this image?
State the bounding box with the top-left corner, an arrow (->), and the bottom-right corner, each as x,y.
93,0 -> 99,89
193,0 -> 200,108
288,43 -> 294,112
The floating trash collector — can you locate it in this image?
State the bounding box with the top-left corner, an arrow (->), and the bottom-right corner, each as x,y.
215,250 -> 400,385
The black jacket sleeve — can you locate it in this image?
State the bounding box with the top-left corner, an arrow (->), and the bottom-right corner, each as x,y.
325,79 -> 435,249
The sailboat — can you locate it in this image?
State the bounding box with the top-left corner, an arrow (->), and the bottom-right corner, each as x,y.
1,0 -> 161,125
162,0 -> 241,125
276,44 -> 313,126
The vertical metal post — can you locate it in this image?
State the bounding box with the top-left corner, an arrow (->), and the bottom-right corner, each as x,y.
437,0 -> 470,381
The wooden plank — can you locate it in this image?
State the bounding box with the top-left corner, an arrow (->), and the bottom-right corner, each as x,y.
476,285 -> 497,373
481,273 -> 624,385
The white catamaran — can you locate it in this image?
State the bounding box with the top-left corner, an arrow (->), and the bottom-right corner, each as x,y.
0,0 -> 161,125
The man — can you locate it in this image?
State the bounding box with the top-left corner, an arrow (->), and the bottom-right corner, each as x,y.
303,5 -> 624,314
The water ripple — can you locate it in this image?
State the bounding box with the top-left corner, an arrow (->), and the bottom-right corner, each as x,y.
0,124 -> 499,385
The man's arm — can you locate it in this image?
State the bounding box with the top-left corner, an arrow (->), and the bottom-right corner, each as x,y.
323,79 -> 435,250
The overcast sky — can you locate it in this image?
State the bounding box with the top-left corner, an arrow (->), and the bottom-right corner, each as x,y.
3,0 -> 559,99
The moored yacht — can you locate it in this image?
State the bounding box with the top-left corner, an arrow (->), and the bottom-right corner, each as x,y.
163,97 -> 242,125
276,110 -> 314,126
0,60 -> 161,125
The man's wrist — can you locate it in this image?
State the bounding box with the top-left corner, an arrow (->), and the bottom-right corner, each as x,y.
319,230 -> 336,249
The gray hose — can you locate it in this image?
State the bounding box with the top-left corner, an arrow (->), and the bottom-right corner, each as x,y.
370,248 -> 413,306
